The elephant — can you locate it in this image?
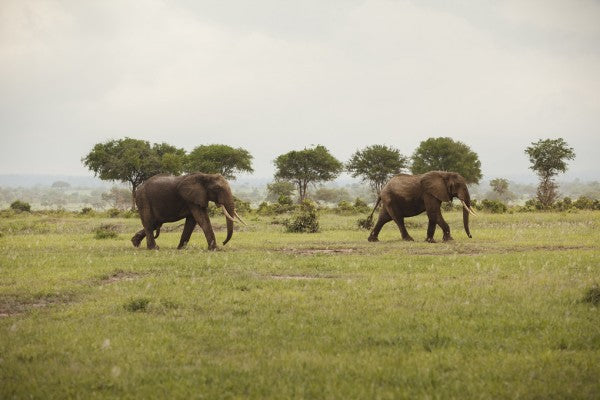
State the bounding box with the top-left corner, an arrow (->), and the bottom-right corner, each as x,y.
367,171 -> 476,243
130,173 -> 246,250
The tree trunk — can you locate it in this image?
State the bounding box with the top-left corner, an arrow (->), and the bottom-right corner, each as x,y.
131,183 -> 137,211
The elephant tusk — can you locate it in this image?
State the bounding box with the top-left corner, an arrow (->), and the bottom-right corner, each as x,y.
233,211 -> 248,226
221,205 -> 236,222
460,200 -> 477,216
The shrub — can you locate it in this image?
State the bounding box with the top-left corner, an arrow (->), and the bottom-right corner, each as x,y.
123,297 -> 151,312
481,199 -> 507,213
94,224 -> 119,239
234,196 -> 252,214
81,207 -> 94,215
353,198 -> 370,213
335,200 -> 356,214
554,197 -> 573,211
284,200 -> 319,233
10,200 -> 31,213
357,215 -> 374,230
573,196 -> 600,210
106,208 -> 121,218
582,285 -> 600,306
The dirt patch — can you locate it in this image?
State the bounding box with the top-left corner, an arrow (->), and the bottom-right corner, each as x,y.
281,248 -> 358,255
402,244 -> 592,256
99,270 -> 141,284
0,294 -> 73,317
268,274 -> 338,280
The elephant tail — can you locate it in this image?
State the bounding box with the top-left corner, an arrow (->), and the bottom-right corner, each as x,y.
368,197 -> 381,220
154,224 -> 162,239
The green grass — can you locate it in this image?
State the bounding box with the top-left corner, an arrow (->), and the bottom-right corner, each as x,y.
1,210 -> 599,399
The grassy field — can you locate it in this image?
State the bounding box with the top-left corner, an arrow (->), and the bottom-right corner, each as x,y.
1,210 -> 599,399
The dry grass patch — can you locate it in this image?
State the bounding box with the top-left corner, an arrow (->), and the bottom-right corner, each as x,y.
0,293 -> 74,317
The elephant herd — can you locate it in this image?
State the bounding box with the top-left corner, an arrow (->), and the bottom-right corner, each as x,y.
131,171 -> 476,250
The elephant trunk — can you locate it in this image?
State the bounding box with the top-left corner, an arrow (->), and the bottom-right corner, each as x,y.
222,202 -> 235,245
459,192 -> 473,238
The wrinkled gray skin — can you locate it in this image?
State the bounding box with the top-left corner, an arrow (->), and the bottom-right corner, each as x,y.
368,171 -> 473,243
131,173 -> 236,250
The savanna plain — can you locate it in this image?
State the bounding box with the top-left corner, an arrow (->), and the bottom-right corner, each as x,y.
1,210 -> 599,399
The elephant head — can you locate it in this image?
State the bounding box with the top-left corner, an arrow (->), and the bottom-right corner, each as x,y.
420,171 -> 476,238
177,173 -> 246,245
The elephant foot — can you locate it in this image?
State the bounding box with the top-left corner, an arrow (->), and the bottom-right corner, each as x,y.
131,235 -> 142,247
425,237 -> 436,243
443,236 -> 454,242
402,236 -> 414,242
146,244 -> 159,250
177,242 -> 187,250
368,235 -> 379,242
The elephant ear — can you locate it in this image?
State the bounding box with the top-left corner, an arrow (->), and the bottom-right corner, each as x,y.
177,175 -> 208,207
420,172 -> 451,202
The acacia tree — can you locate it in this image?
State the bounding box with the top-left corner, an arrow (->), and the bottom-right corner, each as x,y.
346,144 -> 409,196
82,138 -> 186,210
185,144 -> 253,179
266,180 -> 296,202
525,138 -> 575,207
411,137 -> 482,184
490,178 -> 509,197
273,145 -> 343,202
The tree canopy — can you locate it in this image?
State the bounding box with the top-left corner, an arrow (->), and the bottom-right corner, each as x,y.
185,144 -> 253,180
525,138 -> 575,207
266,180 -> 296,203
411,137 -> 482,184
273,145 -> 343,202
82,138 -> 186,209
346,144 -> 409,196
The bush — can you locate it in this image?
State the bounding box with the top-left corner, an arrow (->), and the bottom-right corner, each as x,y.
94,224 -> 119,239
234,196 -> 252,214
80,207 -> 94,215
123,297 -> 151,312
10,200 -> 31,213
554,197 -> 573,211
284,200 -> 319,233
481,199 -> 507,213
335,200 -> 356,214
582,285 -> 600,306
357,215 -> 374,230
106,208 -> 121,218
353,198 -> 370,214
573,196 -> 600,210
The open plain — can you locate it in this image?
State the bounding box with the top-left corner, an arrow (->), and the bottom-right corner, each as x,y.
1,210 -> 599,399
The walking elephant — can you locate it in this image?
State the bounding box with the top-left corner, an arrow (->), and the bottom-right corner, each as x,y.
131,173 -> 246,250
367,171 -> 476,243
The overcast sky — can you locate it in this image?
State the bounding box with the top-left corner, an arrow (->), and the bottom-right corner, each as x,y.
1,0 -> 599,182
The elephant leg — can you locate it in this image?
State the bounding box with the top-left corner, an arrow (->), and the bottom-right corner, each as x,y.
368,207 -> 392,242
393,217 -> 414,241
424,195 -> 441,243
436,214 -> 452,241
142,222 -> 158,249
189,206 -> 217,250
131,229 -> 146,247
177,217 -> 196,249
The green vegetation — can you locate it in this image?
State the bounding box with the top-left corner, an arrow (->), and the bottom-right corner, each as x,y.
274,145 -> 344,202
185,144 -> 254,179
525,138 -> 576,208
82,138 -> 186,209
1,209 -> 598,398
346,144 -> 409,195
411,137 -> 483,184
10,200 -> 31,213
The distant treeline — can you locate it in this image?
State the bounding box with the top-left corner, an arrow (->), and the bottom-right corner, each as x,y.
1,179 -> 598,211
